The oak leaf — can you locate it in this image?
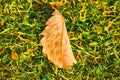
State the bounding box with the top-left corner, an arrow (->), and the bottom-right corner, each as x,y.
40,8 -> 76,69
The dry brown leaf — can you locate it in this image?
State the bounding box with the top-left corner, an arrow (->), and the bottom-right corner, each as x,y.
11,52 -> 18,60
40,7 -> 76,69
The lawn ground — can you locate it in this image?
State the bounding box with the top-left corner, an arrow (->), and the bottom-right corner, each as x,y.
0,0 -> 120,80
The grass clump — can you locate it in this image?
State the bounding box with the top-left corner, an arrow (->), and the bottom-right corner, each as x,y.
0,0 -> 120,79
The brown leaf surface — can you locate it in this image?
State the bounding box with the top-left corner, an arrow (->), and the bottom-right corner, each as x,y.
40,8 -> 76,69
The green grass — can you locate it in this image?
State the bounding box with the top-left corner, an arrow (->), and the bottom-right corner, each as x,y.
0,0 -> 120,79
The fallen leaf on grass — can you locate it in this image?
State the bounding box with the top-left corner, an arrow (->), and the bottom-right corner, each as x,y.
11,52 -> 18,60
40,7 -> 76,69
